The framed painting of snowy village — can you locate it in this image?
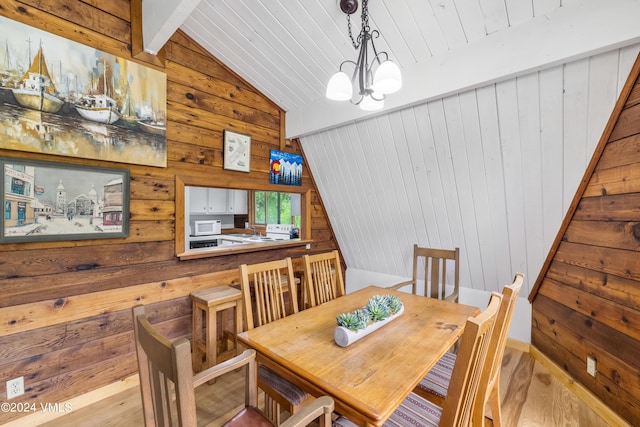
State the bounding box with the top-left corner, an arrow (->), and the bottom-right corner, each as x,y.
0,16 -> 167,167
1,157 -> 130,243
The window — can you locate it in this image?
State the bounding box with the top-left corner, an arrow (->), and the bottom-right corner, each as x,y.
254,191 -> 300,226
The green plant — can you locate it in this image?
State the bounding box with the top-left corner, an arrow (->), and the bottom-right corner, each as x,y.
366,295 -> 390,321
336,295 -> 403,331
385,295 -> 402,314
336,312 -> 362,331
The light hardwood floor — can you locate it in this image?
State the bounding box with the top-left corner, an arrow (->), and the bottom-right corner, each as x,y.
40,348 -> 612,427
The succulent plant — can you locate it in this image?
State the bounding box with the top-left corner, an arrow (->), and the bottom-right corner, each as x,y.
366,295 -> 390,321
385,295 -> 402,314
336,295 -> 403,330
336,312 -> 362,331
354,309 -> 370,329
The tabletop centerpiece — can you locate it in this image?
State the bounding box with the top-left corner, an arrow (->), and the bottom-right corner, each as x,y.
334,294 -> 404,347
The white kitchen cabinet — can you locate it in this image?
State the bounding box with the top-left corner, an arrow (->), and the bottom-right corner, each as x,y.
231,190 -> 248,214
187,186 -> 210,214
208,188 -> 228,213
187,187 -> 247,214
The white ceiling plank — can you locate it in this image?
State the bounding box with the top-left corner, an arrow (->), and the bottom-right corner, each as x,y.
400,107 -> 437,248
405,0 -> 449,56
457,89 -> 499,290
287,0 -> 640,138
355,119 -> 407,274
495,79 -> 528,278
515,73 -> 545,286
618,45 -> 640,89
442,95 -> 483,289
372,0 -> 431,63
183,7 -> 308,109
475,84 -> 513,286
343,124 -> 384,272
504,0 -> 533,27
429,0 -> 468,49
562,58 -> 590,213
376,113 -> 421,257
586,51 -> 622,154
142,0 -> 202,54
388,110 -> 432,261
454,0 -> 488,42
477,0 -> 509,34
533,0 -> 561,16
538,65 -> 565,253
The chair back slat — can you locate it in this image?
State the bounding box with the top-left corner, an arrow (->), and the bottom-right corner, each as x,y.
302,250 -> 345,308
240,258 -> 298,330
439,292 -> 502,426
413,244 -> 460,302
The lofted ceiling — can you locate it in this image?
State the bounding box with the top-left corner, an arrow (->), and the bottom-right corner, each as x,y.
140,0 -> 640,138
141,0 -> 640,299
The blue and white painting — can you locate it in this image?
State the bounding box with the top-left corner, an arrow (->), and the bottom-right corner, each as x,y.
270,149 -> 302,186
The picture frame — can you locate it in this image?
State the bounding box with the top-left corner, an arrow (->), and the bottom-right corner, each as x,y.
0,16 -> 167,168
1,157 -> 130,243
223,130 -> 251,172
270,149 -> 303,186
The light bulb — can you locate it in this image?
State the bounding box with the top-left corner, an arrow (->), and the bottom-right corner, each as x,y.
360,95 -> 384,111
326,71 -> 352,101
373,60 -> 402,94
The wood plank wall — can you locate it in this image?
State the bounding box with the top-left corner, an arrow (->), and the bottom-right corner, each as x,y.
0,1 -> 339,423
530,54 -> 640,425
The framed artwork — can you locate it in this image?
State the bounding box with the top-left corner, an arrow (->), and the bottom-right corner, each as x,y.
270,149 -> 302,186
1,157 -> 130,243
223,130 -> 251,172
0,16 -> 167,167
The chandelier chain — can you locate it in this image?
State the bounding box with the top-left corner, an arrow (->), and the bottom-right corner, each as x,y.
346,0 -> 370,50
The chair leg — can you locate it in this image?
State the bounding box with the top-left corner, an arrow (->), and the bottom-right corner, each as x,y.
487,384 -> 502,427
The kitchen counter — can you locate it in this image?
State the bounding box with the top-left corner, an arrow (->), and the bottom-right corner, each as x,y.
178,238 -> 311,260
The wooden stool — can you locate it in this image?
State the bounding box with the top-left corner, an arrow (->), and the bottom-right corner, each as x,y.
191,286 -> 243,376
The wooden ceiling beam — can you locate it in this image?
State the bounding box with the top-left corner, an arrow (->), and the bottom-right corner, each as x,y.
131,0 -> 202,67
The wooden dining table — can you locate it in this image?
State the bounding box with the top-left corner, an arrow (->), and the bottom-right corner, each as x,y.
237,285 -> 480,427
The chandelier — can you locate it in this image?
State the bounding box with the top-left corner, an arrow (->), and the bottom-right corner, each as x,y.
326,0 -> 402,111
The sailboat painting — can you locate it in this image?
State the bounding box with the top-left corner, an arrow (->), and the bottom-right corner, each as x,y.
0,16 -> 167,167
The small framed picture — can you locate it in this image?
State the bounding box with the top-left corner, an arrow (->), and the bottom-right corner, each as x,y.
270,149 -> 302,186
223,130 -> 251,172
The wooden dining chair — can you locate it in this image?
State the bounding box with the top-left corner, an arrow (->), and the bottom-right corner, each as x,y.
302,250 -> 345,308
389,244 -> 460,303
413,273 -> 525,426
132,304 -> 334,427
239,258 -> 312,424
333,293 -> 503,427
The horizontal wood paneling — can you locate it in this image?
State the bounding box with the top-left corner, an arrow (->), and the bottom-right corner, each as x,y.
0,1 -> 340,423
563,220 -> 640,251
531,51 -> 640,425
546,261 -> 640,309
532,296 -> 640,424
574,193 -> 640,222
538,278 -> 640,342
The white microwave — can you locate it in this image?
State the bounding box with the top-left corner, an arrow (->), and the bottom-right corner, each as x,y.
192,220 -> 221,236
